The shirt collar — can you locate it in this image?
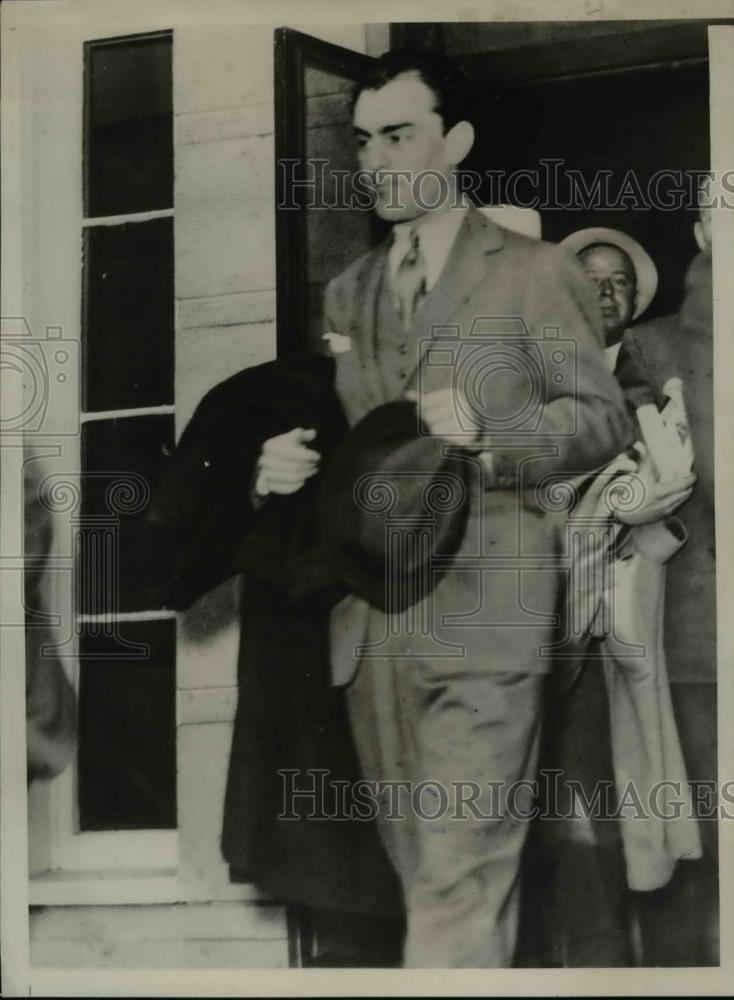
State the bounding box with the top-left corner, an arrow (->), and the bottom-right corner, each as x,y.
390,198 -> 471,291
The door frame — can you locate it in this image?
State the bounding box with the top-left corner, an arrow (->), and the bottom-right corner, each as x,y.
273,28 -> 374,356
390,19 -> 716,86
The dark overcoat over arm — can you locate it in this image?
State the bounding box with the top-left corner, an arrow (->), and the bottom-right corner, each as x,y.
148,356 -> 404,918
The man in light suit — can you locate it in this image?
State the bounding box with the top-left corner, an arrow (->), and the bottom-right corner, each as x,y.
544,228 -> 696,967
546,213 -> 715,967
257,50 -> 632,967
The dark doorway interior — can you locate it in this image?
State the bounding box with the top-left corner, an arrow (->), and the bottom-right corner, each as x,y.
466,60 -> 709,321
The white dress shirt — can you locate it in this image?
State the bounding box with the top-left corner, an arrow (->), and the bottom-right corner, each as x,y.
388,200 -> 470,295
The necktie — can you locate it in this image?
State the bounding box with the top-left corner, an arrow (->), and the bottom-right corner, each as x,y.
393,230 -> 427,329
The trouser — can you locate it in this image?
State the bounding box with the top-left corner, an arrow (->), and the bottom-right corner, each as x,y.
540,655 -> 634,967
346,658 -> 545,968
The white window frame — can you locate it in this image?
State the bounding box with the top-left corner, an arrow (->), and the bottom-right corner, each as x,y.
23,11 -> 181,893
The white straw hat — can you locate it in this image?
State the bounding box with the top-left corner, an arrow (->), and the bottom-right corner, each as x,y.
560,226 -> 658,320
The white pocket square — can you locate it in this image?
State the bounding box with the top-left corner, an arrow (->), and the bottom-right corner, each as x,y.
323,332 -> 352,354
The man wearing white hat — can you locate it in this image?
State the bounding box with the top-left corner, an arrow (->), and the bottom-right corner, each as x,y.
549,210 -> 718,968
615,194 -> 718,967
547,226 -> 698,967
560,226 -> 658,373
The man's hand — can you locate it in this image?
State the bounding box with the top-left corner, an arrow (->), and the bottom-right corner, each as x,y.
607,443 -> 696,526
405,388 -> 480,445
255,427 -> 320,497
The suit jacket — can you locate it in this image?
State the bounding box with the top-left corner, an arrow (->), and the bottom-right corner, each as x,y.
616,249 -> 715,684
324,208 -> 633,680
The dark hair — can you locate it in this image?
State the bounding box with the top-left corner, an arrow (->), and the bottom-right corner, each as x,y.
351,49 -> 471,133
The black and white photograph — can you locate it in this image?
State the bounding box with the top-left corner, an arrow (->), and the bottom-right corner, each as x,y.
1,1 -> 733,993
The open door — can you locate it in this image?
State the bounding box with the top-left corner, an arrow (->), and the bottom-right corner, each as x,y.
274,29 -> 378,357
274,29 -> 406,967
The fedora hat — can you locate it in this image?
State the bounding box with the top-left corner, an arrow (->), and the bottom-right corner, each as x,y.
561,226 -> 658,320
319,400 -> 471,613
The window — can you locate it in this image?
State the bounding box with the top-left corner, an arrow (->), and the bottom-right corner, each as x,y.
49,30 -> 177,873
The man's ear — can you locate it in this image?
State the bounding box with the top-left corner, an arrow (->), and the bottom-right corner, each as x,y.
694,220 -> 706,252
444,120 -> 475,166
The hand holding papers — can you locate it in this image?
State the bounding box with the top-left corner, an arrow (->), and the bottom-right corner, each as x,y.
636,377 -> 694,481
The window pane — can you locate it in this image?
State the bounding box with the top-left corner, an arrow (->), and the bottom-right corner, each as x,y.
85,33 -> 173,217
83,218 -> 174,412
80,414 -> 174,614
77,618 -> 176,831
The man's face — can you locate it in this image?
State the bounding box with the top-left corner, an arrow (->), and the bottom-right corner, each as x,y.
578,244 -> 638,346
353,73 -> 455,222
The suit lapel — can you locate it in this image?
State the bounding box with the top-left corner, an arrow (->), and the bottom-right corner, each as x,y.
353,237 -> 391,406
404,208 -> 506,388
349,209 -> 508,403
